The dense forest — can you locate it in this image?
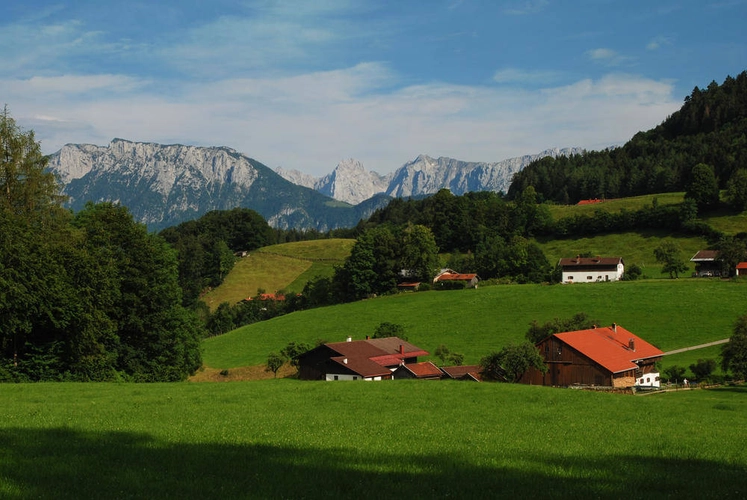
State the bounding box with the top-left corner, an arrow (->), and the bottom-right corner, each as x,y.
508,72 -> 747,204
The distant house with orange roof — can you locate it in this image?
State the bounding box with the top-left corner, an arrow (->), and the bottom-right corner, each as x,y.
297,337 -> 429,381
433,269 -> 480,288
521,324 -> 663,388
737,262 -> 747,276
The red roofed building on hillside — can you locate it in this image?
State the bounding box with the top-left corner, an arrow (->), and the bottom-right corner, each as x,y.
433,269 -> 480,288
297,337 -> 429,381
737,262 -> 747,276
521,324 -> 663,388
558,256 -> 624,283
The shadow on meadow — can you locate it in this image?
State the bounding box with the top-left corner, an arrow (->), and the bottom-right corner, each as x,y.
0,427 -> 744,499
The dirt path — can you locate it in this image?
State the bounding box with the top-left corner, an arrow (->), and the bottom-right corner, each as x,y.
664,339 -> 729,355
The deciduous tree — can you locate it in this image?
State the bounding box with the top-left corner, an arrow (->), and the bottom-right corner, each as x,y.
721,314 -> 747,380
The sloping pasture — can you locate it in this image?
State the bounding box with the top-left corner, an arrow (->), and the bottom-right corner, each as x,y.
202,279 -> 746,372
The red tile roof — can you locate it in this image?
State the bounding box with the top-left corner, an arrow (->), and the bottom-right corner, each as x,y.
736,262 -> 747,269
400,361 -> 443,378
435,273 -> 478,281
554,325 -> 663,374
322,337 -> 430,376
576,198 -> 604,205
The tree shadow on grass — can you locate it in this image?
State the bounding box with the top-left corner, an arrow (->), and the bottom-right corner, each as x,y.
0,427 -> 744,499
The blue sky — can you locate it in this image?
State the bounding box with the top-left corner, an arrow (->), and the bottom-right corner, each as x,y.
2,1 -> 745,176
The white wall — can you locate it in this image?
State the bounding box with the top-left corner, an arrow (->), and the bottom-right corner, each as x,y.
562,264 -> 623,283
636,372 -> 660,387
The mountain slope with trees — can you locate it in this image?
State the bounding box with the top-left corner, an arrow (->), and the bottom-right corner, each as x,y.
508,71 -> 747,205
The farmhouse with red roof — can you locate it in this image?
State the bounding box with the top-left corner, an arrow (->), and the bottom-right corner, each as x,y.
737,262 -> 747,276
297,337 -> 429,381
521,324 -> 663,388
558,256 -> 624,283
433,269 -> 480,288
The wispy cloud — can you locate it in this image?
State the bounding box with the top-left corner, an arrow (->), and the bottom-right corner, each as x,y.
646,35 -> 674,51
504,0 -> 549,15
586,48 -> 635,67
493,68 -> 563,86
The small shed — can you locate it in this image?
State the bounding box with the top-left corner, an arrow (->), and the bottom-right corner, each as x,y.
736,262 -> 747,276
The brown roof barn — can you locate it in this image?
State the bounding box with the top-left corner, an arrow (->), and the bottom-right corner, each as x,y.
521,324 -> 663,388
297,337 -> 429,381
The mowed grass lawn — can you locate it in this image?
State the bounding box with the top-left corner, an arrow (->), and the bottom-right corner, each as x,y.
203,279 -> 746,373
0,381 -> 744,499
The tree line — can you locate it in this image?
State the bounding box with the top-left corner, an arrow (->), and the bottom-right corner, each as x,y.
1,108 -> 202,382
508,72 -> 747,205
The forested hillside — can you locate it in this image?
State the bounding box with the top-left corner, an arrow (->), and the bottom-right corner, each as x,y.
508,71 -> 747,204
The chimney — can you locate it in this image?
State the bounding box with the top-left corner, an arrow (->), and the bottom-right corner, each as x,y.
343,358 -> 348,364
399,344 -> 404,355
628,339 -> 635,351
346,336 -> 352,342
365,335 -> 370,340
612,323 -> 617,332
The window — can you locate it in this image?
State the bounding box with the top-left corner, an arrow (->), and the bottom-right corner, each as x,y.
587,276 -> 593,280
333,375 -> 338,380
567,276 -> 574,280
353,376 -> 357,380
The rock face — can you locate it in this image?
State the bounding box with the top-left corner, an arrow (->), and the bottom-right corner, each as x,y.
276,159 -> 391,205
47,139 -> 378,231
276,148 -> 584,203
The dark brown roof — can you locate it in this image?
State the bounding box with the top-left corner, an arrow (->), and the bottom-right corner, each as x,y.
558,257 -> 623,267
319,337 -> 429,377
441,365 -> 482,380
691,250 -> 720,262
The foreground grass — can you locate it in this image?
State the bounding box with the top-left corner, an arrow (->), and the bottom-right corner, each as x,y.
203,279 -> 745,371
0,382 -> 744,499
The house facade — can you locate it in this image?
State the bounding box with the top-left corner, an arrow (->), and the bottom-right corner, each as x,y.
737,262 -> 747,276
297,337 -> 429,381
690,250 -> 721,277
521,324 -> 663,388
558,256 -> 624,283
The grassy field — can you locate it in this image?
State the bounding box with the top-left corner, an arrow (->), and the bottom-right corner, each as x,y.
202,279 -> 745,377
546,192 -> 685,219
0,381 -> 744,498
537,230 -> 707,277
201,239 -> 354,309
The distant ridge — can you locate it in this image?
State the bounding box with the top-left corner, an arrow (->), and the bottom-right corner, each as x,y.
276,148 -> 584,204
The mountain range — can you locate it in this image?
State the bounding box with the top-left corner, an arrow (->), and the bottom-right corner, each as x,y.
47,139 -> 582,231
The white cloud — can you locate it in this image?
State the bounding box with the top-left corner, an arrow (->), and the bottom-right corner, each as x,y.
586,48 -> 635,67
3,65 -> 680,177
646,35 -> 674,51
493,68 -> 562,85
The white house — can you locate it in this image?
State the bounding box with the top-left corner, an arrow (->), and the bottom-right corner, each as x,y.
558,256 -> 624,284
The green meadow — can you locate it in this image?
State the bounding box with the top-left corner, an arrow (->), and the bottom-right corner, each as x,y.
203,279 -> 746,378
0,381 -> 744,498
